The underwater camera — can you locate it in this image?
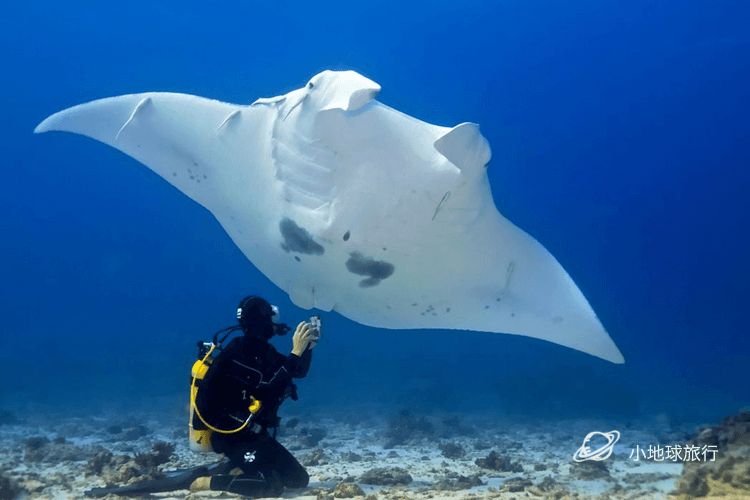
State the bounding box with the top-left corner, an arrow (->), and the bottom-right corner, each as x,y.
310,315 -> 321,338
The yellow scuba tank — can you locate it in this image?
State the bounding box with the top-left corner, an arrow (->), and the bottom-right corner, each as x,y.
188,335 -> 264,454
189,342 -> 214,453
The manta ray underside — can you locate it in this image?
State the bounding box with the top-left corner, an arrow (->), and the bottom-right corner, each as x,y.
36,70 -> 624,363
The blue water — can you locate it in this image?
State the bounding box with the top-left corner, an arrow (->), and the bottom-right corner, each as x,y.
1,1 -> 748,424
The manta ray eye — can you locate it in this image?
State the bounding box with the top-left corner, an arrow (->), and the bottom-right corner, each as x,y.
307,82 -> 314,89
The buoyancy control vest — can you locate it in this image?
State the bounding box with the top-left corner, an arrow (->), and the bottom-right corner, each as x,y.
188,327 -> 263,453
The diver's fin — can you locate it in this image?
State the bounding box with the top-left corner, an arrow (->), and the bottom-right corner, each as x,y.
84,461 -> 228,497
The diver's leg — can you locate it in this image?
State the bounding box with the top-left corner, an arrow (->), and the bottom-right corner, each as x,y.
222,433 -> 308,489
261,435 -> 310,489
199,433 -> 286,496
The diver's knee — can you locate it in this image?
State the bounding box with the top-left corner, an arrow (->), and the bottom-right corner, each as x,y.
286,468 -> 309,489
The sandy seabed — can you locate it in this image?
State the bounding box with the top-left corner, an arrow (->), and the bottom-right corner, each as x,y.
0,408 -> 745,499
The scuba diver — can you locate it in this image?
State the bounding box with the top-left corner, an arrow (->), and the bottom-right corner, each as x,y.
188,295 -> 318,496
86,295 -> 319,498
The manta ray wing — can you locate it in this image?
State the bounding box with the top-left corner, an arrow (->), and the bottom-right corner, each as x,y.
35,71 -> 624,364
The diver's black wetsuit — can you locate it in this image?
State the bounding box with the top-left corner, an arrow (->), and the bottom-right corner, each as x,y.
197,334 -> 312,496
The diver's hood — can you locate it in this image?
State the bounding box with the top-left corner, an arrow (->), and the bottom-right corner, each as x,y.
237,296 -> 290,338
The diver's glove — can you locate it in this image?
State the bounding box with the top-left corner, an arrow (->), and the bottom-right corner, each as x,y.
291,321 -> 315,356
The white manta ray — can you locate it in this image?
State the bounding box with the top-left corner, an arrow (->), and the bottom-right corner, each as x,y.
36,70 -> 624,363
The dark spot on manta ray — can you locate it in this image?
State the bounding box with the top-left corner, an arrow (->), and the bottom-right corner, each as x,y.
294,256 -> 301,262
345,251 -> 395,288
343,230 -> 350,241
484,305 -> 490,310
279,218 -> 325,255
446,307 -> 451,313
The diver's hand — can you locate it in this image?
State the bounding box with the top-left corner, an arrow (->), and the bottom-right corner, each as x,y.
291,321 -> 314,356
